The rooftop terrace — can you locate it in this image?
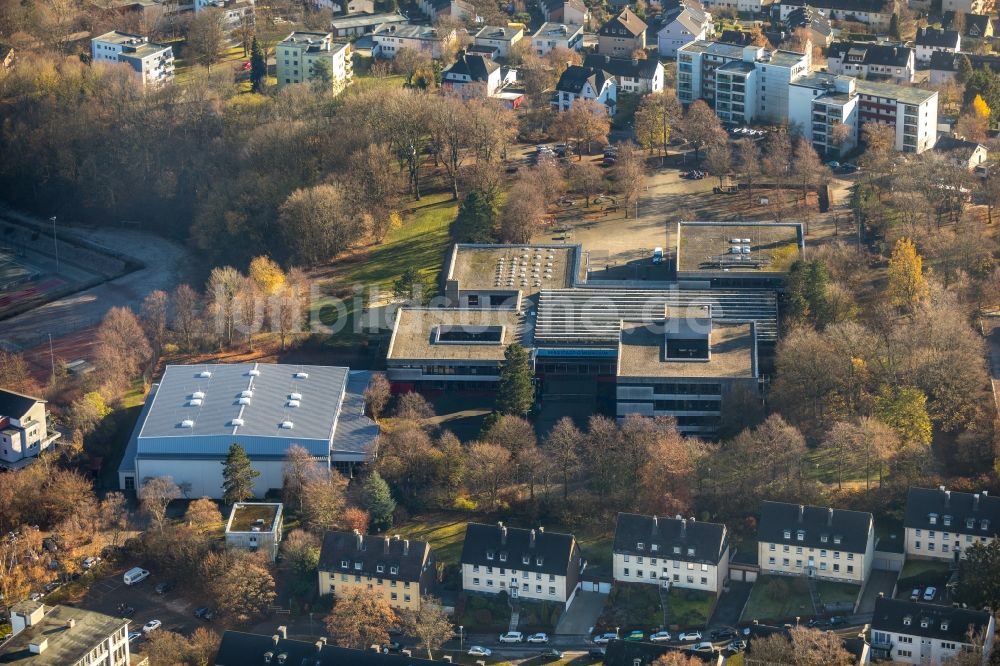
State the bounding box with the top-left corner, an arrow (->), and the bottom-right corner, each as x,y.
676,222 -> 803,274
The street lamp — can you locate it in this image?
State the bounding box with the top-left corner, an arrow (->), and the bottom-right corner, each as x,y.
49,216 -> 59,275
615,626 -> 620,638
458,625 -> 463,652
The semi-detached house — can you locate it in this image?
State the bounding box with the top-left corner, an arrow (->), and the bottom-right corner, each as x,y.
903,486 -> 999,561
460,522 -> 583,607
871,598 -> 996,665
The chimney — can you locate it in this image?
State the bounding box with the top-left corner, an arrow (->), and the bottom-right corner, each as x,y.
945,490 -> 951,508
878,592 -> 884,598
404,539 -> 410,556
827,508 -> 834,527
604,54 -> 610,63
272,635 -> 280,646
28,639 -> 47,655
652,515 -> 658,535
384,537 -> 390,553
354,529 -> 363,550
632,58 -> 638,66
538,526 -> 544,533
315,641 -> 324,653
974,494 -> 981,511
499,522 -> 507,545
939,485 -> 946,492
66,618 -> 76,629
798,505 -> 805,523
277,626 -> 287,640
681,518 -> 687,538
530,529 -> 536,548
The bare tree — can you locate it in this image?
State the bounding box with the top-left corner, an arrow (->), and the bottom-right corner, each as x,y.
141,476 -> 181,531
95,306 -> 152,394
185,497 -> 222,532
0,351 -> 41,396
400,596 -> 454,658
543,417 -> 581,500
300,472 -> 348,533
614,144 -> 645,218
186,9 -> 227,71
500,179 -> 546,243
325,589 -> 398,649
569,160 -> 605,206
704,142 -> 732,188
680,99 -> 726,164
364,374 -> 391,421
206,267 -> 242,348
140,290 -> 169,359
172,284 -> 201,351
282,444 -> 321,511
465,442 -> 511,510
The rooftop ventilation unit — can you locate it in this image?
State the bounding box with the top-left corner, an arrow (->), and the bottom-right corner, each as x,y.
231,418 -> 245,426
198,371 -> 212,378
180,419 -> 194,428
192,391 -> 206,400
287,400 -> 301,408
188,398 -> 203,407
241,390 -> 253,398
237,397 -> 251,406
248,369 -> 261,376
295,372 -> 309,379
280,421 -> 294,429
289,392 -> 302,401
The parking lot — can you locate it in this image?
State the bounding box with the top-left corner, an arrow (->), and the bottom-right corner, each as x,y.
76,569 -> 210,644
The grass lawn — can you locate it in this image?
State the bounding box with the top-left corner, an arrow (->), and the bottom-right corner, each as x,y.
814,580 -> 861,608
576,531 -> 615,576
666,588 -> 714,629
897,559 -> 951,596
742,575 -> 814,622
394,512 -> 470,567
597,583 -> 663,631
316,192 -> 457,348
803,446 -> 872,488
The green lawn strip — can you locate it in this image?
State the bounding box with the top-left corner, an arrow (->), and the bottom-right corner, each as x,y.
393,513 -> 470,567
803,446 -> 869,486
814,580 -> 861,608
596,583 -> 663,632
666,588 -> 714,629
741,575 -> 815,622
575,531 -> 614,575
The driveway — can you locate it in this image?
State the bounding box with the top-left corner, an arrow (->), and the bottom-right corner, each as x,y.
555,591 -> 607,636
77,570 -> 204,641
858,569 -> 899,614
710,581 -> 753,629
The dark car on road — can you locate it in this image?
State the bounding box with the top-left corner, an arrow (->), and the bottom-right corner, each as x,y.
194,607 -> 214,620
154,581 -> 172,595
711,628 -> 738,641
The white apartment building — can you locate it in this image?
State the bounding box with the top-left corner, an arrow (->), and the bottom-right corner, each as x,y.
372,24 -> 457,60
90,31 -> 174,86
657,5 -> 714,58
0,601 -> 131,665
276,32 -> 352,91
776,0 -> 897,30
856,80 -> 938,154
700,0 -> 771,14
904,486 -> 999,561
460,523 -> 583,607
872,598 -> 996,665
612,513 -> 730,594
789,72 -> 859,157
757,501 -> 875,584
473,25 -> 523,58
0,389 -> 60,470
531,22 -> 584,56
677,41 -> 809,125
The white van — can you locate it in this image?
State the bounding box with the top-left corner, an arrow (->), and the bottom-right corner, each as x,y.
123,567 -> 150,585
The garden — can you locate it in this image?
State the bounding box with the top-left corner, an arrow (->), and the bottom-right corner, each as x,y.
596,583 -> 664,632
456,591 -> 512,633
665,587 -> 715,629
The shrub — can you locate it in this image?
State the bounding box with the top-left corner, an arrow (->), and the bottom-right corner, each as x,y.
453,497 -> 477,511
473,608 -> 493,625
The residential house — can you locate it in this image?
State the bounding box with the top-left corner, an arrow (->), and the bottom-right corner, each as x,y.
929,50 -> 1000,84
553,64 -> 617,114
871,598 -> 996,665
943,0 -> 995,14
117,364 -> 378,497
329,12 -> 408,38
225,502 -> 283,561
0,388 -> 60,470
782,5 -> 833,47
903,486 -> 999,561
934,135 -> 988,170
756,501 -> 875,584
473,25 -> 523,58
460,522 -> 583,606
0,601 -> 130,665
311,0 -> 373,11
276,32 -> 352,91
775,0 -> 897,30
597,8 -> 647,57
318,531 -> 435,611
612,513 -> 730,594
372,24 -> 458,59
584,53 -> 664,93
826,41 -> 915,83
944,12 -> 994,39
418,0 -> 473,20
677,40 -> 811,125
194,0 -> 255,32
531,22 -> 584,55
914,27 -> 961,64
657,4 -> 714,58
215,628 -> 451,664
90,31 -> 174,86
700,0 -> 772,14
442,51 -> 502,98
540,0 -> 589,26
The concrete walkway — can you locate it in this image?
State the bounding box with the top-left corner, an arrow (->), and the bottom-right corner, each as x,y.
858,569 -> 899,614
555,591 -> 607,635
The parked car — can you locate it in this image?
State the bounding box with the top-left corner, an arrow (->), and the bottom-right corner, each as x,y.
118,604 -> 135,618
381,641 -> 401,654
43,582 -> 60,594
526,633 -> 549,644
806,618 -> 830,629
154,581 -> 172,595
826,161 -> 840,169
625,630 -> 645,641
726,639 -> 748,653
649,631 -> 672,642
711,628 -> 737,641
602,155 -> 617,166
829,616 -> 846,626
678,631 -> 703,642
142,620 -> 162,634
539,648 -> 564,661
690,641 -> 716,653
910,587 -> 922,601
923,586 -> 937,601
123,567 -> 149,585
29,592 -> 43,602
128,631 -> 142,643
589,648 -> 607,658
499,631 -> 523,643
468,646 -> 492,656
194,607 -> 214,620
82,556 -> 100,570
593,633 -> 617,645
